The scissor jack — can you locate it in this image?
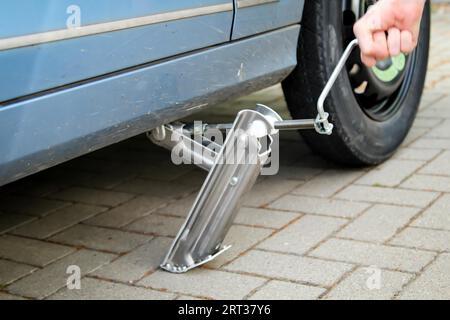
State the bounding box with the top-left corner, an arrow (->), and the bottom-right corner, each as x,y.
148,40 -> 359,273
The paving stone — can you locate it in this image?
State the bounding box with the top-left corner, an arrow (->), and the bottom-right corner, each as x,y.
175,169 -> 207,188
93,237 -> 171,283
12,180 -> 62,197
335,185 -> 439,208
207,225 -> 273,268
12,204 -> 107,239
394,148 -> 441,161
0,235 -> 74,267
243,177 -> 302,208
292,169 -> 364,198
7,249 -> 115,299
276,165 -> 323,182
139,164 -> 193,181
402,127 -> 428,146
401,174 -> 450,192
435,79 -> 450,92
337,205 -> 420,243
49,225 -> 150,254
37,168 -> 94,188
48,277 -> 174,300
78,170 -> 137,190
85,196 -> 167,228
398,254 -> 450,299
257,215 -> 347,255
234,207 -> 300,229
419,92 -> 446,110
355,160 -> 424,187
325,267 -> 412,300
412,194 -> 450,230
426,119 -> 450,139
413,117 -> 444,128
410,137 -> 450,150
277,141 -> 313,165
420,96 -> 450,118
50,187 -> 135,207
390,227 -> 450,252
419,150 -> 450,176
310,238 -> 435,273
125,214 -> 184,237
290,154 -> 336,174
249,280 -> 325,300
155,194 -> 197,217
176,295 -> 202,300
139,269 -> 266,300
113,178 -> 197,199
0,292 -> 27,300
0,213 -> 35,234
0,260 -> 36,286
269,194 -> 370,218
0,195 -> 70,217
226,250 -> 353,287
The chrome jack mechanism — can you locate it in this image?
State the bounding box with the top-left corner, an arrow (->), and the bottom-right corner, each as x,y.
149,40 -> 359,273
150,105 -> 282,273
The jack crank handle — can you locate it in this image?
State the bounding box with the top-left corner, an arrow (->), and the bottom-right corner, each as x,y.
315,39 -> 359,135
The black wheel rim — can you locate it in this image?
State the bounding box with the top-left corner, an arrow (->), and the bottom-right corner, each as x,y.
341,0 -> 417,122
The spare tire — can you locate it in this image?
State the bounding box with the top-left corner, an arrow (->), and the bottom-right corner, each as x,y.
282,0 -> 431,166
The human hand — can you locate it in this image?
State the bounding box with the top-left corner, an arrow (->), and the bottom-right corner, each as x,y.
353,0 -> 426,67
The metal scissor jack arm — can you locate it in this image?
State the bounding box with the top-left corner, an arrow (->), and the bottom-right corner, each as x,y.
150,105 -> 282,273
149,40 -> 359,273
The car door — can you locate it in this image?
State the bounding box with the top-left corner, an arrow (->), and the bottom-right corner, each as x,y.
232,0 -> 303,39
0,0 -> 234,102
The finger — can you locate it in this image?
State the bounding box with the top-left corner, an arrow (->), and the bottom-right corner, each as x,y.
361,52 -> 377,68
354,19 -> 376,62
373,31 -> 389,60
387,29 -> 401,57
387,28 -> 401,56
400,30 -> 414,53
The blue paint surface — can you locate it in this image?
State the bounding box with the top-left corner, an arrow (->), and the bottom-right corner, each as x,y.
232,0 -> 303,39
0,0 -> 228,37
0,1 -> 233,101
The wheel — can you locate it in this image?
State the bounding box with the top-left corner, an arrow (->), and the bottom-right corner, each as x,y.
282,0 -> 431,166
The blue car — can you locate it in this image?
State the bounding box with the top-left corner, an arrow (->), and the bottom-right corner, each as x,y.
0,0 -> 430,186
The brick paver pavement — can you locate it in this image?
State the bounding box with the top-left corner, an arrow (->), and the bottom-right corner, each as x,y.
0,7 -> 449,300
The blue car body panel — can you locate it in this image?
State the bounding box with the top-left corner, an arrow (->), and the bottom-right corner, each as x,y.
232,0 -> 304,39
0,0 -> 230,38
0,1 -> 304,186
0,0 -> 234,101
